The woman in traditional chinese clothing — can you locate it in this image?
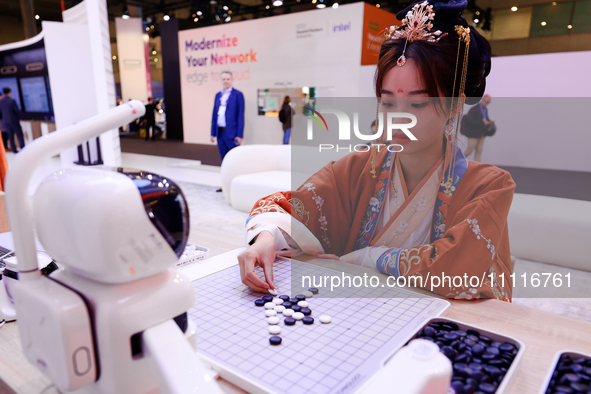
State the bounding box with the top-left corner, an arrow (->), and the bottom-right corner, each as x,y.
238,0 -> 514,301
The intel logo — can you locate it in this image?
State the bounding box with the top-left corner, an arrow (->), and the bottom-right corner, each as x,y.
333,22 -> 351,32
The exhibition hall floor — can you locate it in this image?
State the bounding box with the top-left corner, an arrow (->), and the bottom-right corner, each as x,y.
6,151 -> 591,325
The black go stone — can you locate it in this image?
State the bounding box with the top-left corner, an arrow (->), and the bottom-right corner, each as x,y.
479,382 -> 497,393
291,305 -> 302,312
303,316 -> 314,325
289,298 -> 299,304
262,295 -> 273,302
295,294 -> 306,301
423,326 -> 436,337
279,295 -> 290,301
283,302 -> 293,308
486,347 -> 500,356
308,287 -> 319,294
301,307 -> 312,316
269,336 -> 282,345
442,346 -> 457,360
284,317 -> 296,326
472,344 -> 485,356
254,299 -> 265,307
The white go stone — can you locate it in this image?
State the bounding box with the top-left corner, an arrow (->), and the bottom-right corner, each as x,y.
265,310 -> 277,317
264,302 -> 275,309
274,305 -> 286,313
319,315 -> 332,324
267,316 -> 280,325
283,309 -> 294,317
297,301 -> 309,308
303,291 -> 314,298
273,298 -> 284,305
268,289 -> 278,296
268,326 -> 282,335
292,312 -> 304,321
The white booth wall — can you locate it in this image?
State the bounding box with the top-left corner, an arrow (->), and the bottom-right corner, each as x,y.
359,51 -> 591,173
179,5 -> 590,173
179,3 -> 366,146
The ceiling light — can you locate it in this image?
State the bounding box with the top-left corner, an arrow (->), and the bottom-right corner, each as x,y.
145,26 -> 149,31
474,18 -> 479,23
265,5 -> 270,9
273,0 -> 283,6
541,21 -> 547,26
225,15 -> 231,22
552,1 -> 557,5
475,11 -> 480,15
197,11 -> 202,16
112,55 -> 117,60
511,6 -> 518,11
154,58 -> 158,62
35,14 -> 40,20
567,24 -> 572,29
210,0 -> 217,4
122,5 -> 130,19
122,14 -> 130,19
163,14 -> 170,21
152,50 -> 157,55
376,4 -> 380,8
332,2 -> 338,8
194,17 -> 198,22
223,5 -> 229,10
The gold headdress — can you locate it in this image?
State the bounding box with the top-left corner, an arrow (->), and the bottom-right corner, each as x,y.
370,0 -> 472,178
384,1 -> 448,67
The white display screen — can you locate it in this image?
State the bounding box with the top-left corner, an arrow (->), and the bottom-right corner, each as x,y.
20,76 -> 50,113
0,77 -> 22,110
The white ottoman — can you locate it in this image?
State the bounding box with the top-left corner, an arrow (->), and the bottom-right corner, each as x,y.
508,193 -> 591,271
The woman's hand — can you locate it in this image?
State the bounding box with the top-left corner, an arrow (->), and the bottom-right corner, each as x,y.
238,231 -> 276,292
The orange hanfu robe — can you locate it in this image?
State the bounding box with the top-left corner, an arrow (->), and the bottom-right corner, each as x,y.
246,146 -> 515,301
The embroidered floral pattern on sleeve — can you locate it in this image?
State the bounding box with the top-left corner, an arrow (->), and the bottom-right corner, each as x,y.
289,197 -> 309,225
250,193 -> 289,216
448,267 -> 509,302
354,152 -> 394,250
304,182 -> 331,248
466,218 -> 495,260
397,244 -> 434,276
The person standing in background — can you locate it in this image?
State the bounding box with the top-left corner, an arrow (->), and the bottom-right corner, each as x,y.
462,94 -> 495,162
0,90 -> 8,152
211,71 -> 245,161
142,97 -> 158,141
0,88 -> 25,153
279,96 -> 292,144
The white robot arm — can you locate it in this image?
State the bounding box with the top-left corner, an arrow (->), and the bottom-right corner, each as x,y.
5,101 -> 223,394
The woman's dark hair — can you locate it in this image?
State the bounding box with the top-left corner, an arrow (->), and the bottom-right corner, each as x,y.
283,96 -> 291,105
375,2 -> 491,109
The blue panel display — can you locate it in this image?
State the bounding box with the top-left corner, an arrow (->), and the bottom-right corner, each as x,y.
20,76 -> 49,113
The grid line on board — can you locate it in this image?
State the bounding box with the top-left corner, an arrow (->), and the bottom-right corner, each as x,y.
188,258 -> 447,394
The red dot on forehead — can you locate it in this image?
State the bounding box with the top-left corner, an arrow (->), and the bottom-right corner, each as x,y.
397,88 -> 404,93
